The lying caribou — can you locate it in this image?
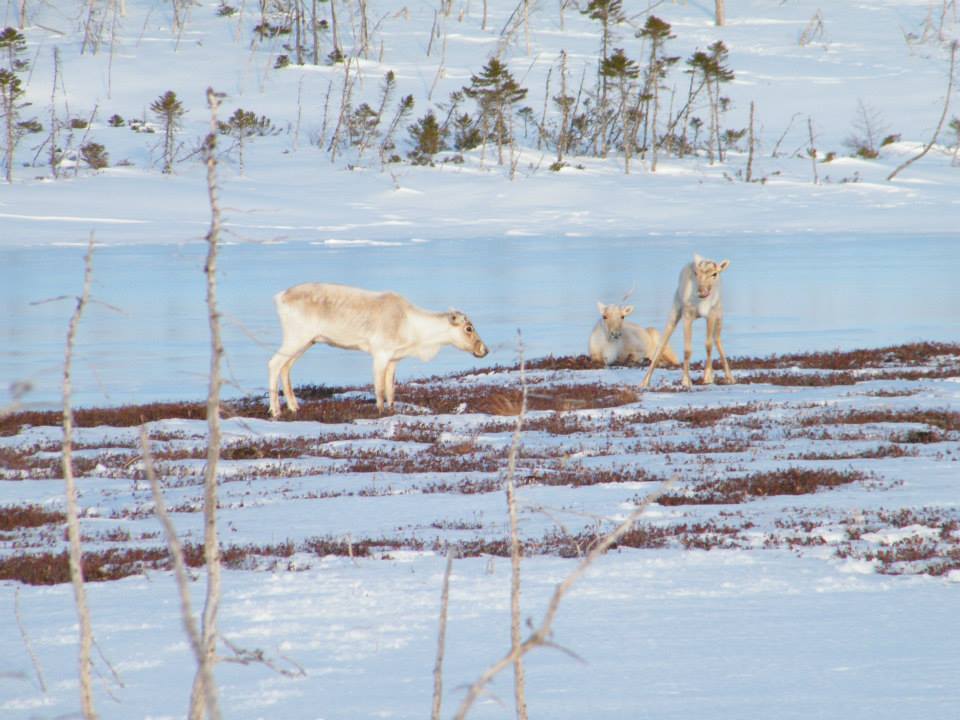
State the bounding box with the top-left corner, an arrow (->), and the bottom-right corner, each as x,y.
268,283 -> 489,417
640,253 -> 734,389
589,302 -> 679,367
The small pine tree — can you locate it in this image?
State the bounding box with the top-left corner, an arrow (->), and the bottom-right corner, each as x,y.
150,90 -> 185,174
407,111 -> 448,165
464,58 -> 528,165
80,142 -> 109,170
637,15 -> 679,171
552,50 -> 575,165
0,27 -> 39,183
843,99 -> 886,160
453,112 -> 482,151
682,42 -> 734,163
703,41 -> 735,163
580,0 -> 625,83
0,27 -> 28,72
600,48 -> 640,170
581,0 -> 625,154
217,108 -> 275,173
378,94 -> 414,167
355,71 -> 396,160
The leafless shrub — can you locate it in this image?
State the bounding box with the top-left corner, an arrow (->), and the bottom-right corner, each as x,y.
843,99 -> 887,159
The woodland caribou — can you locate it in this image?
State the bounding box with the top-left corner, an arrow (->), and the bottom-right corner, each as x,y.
589,302 -> 679,367
268,283 -> 489,417
640,253 -> 734,389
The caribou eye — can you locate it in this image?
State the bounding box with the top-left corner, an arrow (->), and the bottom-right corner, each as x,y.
712,273 -> 718,278
465,325 -> 474,334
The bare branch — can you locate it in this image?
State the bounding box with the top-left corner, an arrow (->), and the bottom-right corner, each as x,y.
807,116 -> 819,185
505,330 -> 528,720
888,40 -> 958,181
140,427 -> 206,665
62,232 -> 98,720
453,477 -> 675,720
14,586 -> 47,693
431,549 -> 456,720
188,86 -> 227,720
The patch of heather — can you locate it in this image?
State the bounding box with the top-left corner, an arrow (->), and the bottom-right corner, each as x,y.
658,468 -> 867,505
801,408 -> 960,434
730,341 -> 960,371
0,504 -> 66,531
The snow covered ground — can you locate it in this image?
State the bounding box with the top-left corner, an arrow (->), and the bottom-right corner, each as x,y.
1,1 -> 959,718
2,353 -> 960,719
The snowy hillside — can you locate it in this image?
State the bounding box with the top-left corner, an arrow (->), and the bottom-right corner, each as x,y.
1,0 -> 959,247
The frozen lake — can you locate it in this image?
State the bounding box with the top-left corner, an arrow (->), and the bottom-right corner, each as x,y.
2,233 -> 957,409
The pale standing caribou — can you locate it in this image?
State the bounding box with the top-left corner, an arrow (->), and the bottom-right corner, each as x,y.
641,254 -> 734,389
268,283 -> 489,417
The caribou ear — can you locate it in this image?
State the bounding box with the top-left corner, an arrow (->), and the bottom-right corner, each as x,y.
622,305 -> 634,317
693,253 -> 704,265
718,259 -> 730,272
596,301 -> 607,315
448,310 -> 464,326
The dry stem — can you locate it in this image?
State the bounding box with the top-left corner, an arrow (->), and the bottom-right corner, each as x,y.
62,232 -> 98,719
452,477 -> 674,720
505,333 -> 529,720
140,426 -> 217,717
14,585 -> 47,693
888,40 -> 958,181
430,549 -> 456,720
188,87 -> 226,720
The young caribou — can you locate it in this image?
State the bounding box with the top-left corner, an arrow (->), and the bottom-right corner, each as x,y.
640,254 -> 734,389
589,302 -> 679,367
268,283 -> 489,417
